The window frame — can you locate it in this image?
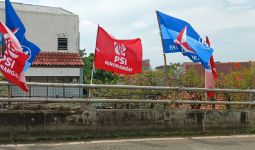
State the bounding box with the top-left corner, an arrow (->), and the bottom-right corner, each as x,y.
58,37 -> 68,50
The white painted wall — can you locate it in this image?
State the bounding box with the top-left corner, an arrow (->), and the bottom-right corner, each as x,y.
26,68 -> 81,77
0,2 -> 79,53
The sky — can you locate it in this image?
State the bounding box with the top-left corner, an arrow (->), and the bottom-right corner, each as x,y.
9,0 -> 255,68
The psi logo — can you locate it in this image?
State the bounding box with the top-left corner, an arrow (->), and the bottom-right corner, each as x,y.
114,42 -> 127,65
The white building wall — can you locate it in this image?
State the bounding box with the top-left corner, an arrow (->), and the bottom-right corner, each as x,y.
26,68 -> 81,77
0,3 -> 83,97
0,3 -> 79,53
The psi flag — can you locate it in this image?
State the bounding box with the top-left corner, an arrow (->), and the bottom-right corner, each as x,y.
0,21 -> 29,92
94,26 -> 142,75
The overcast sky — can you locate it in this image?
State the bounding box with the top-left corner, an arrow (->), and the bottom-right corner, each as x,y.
9,0 -> 255,68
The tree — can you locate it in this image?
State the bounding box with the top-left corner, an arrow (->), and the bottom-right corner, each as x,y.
117,70 -> 164,86
216,66 -> 255,109
79,51 -> 118,84
180,67 -> 204,87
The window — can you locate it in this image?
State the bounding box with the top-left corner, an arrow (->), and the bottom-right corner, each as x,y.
48,77 -> 78,83
58,38 -> 68,50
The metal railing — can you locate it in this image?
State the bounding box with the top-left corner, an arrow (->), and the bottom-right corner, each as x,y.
0,81 -> 255,108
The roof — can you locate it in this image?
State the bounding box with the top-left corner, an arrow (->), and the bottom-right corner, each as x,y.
155,65 -> 171,70
0,1 -> 76,16
32,52 -> 84,67
183,61 -> 252,75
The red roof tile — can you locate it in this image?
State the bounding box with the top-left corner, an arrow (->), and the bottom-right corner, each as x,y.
183,62 -> 252,75
32,52 -> 84,66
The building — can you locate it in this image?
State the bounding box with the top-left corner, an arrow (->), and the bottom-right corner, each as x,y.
155,63 -> 183,71
142,59 -> 151,70
0,2 -> 84,97
183,61 -> 253,76
155,65 -> 171,70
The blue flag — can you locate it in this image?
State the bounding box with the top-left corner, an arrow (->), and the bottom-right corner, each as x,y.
0,34 -> 2,45
156,11 -> 213,69
5,0 -> 41,72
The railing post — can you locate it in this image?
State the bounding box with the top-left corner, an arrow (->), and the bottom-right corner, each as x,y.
249,93 -> 253,101
29,85 -> 31,98
164,89 -> 168,109
174,88 -> 180,108
63,87 -> 65,98
46,86 -> 48,98
88,87 -> 93,98
248,93 -> 253,110
211,97 -> 215,109
79,86 -> 81,98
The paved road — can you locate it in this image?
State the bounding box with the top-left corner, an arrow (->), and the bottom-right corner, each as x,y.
0,135 -> 255,150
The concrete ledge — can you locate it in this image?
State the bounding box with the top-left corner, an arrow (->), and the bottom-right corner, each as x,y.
0,109 -> 254,142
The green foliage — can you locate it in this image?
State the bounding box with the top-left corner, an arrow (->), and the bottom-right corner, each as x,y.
217,67 -> 255,89
93,69 -> 119,84
80,52 -> 119,84
80,51 -> 255,106
215,67 -> 255,110
118,70 -> 164,86
180,67 -> 204,87
167,63 -> 183,87
81,52 -> 93,84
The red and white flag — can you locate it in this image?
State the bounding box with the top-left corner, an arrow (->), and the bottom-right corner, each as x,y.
205,36 -> 218,98
94,26 -> 142,75
0,21 -> 29,92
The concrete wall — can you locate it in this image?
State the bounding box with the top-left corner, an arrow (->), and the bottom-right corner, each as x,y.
0,3 -> 79,53
0,109 -> 254,141
26,68 -> 81,77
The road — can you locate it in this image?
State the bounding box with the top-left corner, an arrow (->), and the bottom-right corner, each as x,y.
0,135 -> 255,150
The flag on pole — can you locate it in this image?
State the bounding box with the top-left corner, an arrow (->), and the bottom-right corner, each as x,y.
5,0 -> 40,72
0,21 -> 28,92
156,11 -> 213,69
205,36 -> 218,98
94,26 -> 142,75
205,36 -> 218,81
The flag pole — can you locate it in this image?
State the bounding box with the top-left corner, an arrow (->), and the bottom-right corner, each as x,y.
90,62 -> 95,85
88,61 -> 94,98
156,11 -> 168,87
88,25 -> 100,98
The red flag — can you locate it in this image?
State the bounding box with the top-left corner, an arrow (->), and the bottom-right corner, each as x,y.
205,36 -> 218,98
94,26 -> 142,75
0,21 -> 29,92
205,66 -> 216,98
209,56 -> 218,80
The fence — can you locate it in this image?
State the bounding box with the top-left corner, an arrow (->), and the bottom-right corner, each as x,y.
9,84 -> 82,98
0,81 -> 255,110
